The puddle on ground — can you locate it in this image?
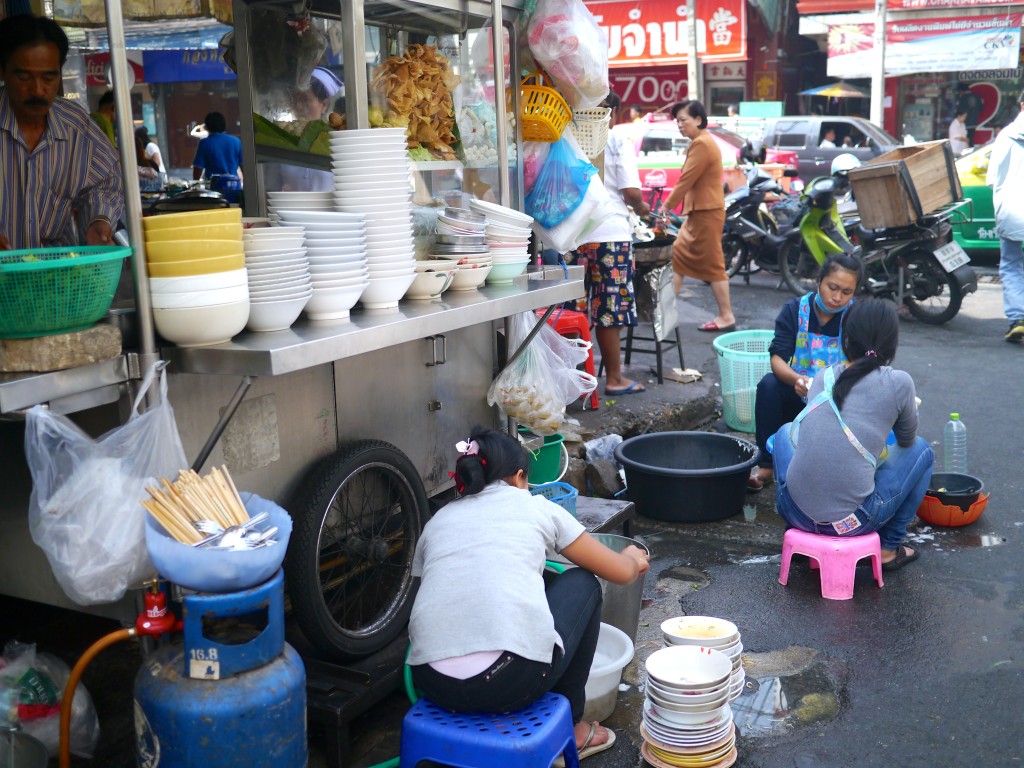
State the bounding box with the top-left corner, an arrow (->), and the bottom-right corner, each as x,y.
732,663 -> 840,737
910,526 -> 1007,552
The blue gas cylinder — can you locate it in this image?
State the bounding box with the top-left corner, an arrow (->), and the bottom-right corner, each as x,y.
134,570 -> 307,767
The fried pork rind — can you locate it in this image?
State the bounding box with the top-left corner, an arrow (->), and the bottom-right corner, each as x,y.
370,44 -> 461,160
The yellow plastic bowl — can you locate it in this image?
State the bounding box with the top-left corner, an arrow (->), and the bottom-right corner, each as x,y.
142,208 -> 242,232
146,240 -> 244,263
145,223 -> 242,242
148,254 -> 246,277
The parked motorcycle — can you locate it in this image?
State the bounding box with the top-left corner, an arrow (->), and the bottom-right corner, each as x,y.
721,164 -> 801,283
778,156 -> 977,324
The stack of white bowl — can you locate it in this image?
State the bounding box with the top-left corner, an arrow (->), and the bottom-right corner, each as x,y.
330,128 -> 416,309
469,199 -> 534,284
430,207 -> 492,292
641,644 -> 738,768
143,209 -> 249,347
274,210 -> 369,320
241,226 -> 311,332
661,616 -> 745,702
266,191 -> 334,223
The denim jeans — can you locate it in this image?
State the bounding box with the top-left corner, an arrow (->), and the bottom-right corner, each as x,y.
754,373 -> 805,469
999,238 -> 1024,322
772,422 -> 934,551
411,567 -> 603,722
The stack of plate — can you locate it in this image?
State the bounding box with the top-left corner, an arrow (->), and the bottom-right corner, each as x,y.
273,210 -> 369,320
142,209 -> 249,347
330,128 -> 416,309
641,645 -> 738,768
241,226 -> 311,332
266,191 -> 335,223
468,199 -> 534,284
661,616 -> 745,702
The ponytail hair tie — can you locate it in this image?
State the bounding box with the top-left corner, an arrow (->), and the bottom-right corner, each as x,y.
865,349 -> 877,358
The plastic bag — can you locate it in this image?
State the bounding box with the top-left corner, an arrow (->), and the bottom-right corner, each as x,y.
487,312 -> 597,435
525,137 -> 597,228
25,361 -> 188,605
0,641 -> 100,758
527,0 -> 610,110
523,141 -> 552,194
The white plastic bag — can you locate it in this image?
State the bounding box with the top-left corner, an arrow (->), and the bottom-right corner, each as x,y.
25,361 -> 187,605
527,0 -> 610,110
487,312 -> 597,434
0,641 -> 100,758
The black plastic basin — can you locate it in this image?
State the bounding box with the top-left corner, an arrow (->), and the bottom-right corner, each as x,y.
614,431 -> 759,522
927,472 -> 984,511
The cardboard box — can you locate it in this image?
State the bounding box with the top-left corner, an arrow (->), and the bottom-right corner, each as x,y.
848,140 -> 963,229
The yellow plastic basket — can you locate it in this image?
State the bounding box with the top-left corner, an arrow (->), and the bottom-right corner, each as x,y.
520,71 -> 572,142
568,107 -> 612,158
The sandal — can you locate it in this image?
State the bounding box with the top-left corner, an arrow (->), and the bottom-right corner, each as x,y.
746,471 -> 773,493
554,723 -> 616,766
881,545 -> 920,572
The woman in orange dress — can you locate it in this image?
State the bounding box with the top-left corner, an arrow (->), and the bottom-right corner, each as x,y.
660,100 -> 735,332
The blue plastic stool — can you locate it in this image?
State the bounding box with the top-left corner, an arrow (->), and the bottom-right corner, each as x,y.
400,692 -> 580,768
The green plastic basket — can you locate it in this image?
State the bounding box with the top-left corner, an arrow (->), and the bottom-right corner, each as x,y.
712,330 -> 774,433
0,245 -> 131,338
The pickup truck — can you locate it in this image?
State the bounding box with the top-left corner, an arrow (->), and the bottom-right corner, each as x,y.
758,116 -> 901,182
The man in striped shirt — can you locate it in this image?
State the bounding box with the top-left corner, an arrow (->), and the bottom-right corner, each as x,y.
0,15 -> 123,250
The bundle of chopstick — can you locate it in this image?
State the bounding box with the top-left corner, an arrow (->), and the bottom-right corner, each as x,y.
142,466 -> 247,545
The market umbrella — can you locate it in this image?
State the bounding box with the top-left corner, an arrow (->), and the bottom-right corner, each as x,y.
799,81 -> 870,98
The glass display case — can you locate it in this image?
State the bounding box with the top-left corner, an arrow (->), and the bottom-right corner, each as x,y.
233,0 -> 526,241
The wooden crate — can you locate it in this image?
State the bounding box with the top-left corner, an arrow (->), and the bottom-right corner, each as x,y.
848,140 -> 963,229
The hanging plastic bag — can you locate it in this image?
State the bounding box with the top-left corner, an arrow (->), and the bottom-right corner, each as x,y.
527,0 -> 610,110
523,141 -> 552,194
525,136 -> 597,228
25,361 -> 188,605
0,641 -> 100,758
487,312 -> 597,435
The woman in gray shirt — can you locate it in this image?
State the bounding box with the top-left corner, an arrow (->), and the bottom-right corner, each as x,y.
771,299 -> 934,572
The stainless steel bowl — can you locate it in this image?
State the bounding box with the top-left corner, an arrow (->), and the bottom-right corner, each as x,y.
444,207 -> 487,224
429,244 -> 490,255
434,233 -> 486,245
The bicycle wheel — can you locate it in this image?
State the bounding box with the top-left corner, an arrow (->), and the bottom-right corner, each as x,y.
286,440 -> 427,659
902,248 -> 963,324
779,240 -> 820,295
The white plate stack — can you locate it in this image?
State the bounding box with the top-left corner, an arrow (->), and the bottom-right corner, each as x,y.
641,645 -> 738,768
266,191 -> 335,224
468,199 -> 534,284
330,128 -> 416,309
242,226 -> 311,332
661,616 -> 745,703
274,210 -> 369,320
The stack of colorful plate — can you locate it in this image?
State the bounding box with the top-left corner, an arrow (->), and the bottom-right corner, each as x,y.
468,199 -> 533,284
241,226 -> 311,332
272,210 -> 369,320
330,128 -> 416,309
641,645 -> 738,768
661,616 -> 745,702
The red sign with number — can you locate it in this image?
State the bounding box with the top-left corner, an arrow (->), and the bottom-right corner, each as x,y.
586,0 -> 747,67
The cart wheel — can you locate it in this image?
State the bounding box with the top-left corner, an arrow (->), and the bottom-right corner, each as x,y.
286,440 -> 427,659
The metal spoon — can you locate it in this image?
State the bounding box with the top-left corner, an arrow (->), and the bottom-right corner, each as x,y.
193,512 -> 269,548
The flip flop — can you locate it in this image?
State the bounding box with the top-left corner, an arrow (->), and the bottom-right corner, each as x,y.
746,472 -> 773,493
605,381 -> 645,396
881,545 -> 920,572
697,321 -> 736,333
554,723 -> 616,767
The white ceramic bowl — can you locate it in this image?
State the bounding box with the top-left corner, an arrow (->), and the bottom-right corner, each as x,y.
363,214 -> 414,230
247,292 -> 312,332
404,269 -> 456,300
332,170 -> 412,184
301,237 -> 370,251
244,253 -> 309,269
644,699 -> 729,727
469,199 -> 534,228
245,225 -> 305,238
276,210 -> 365,225
646,677 -> 730,705
248,284 -> 313,301
149,269 -> 247,294
358,273 -> 417,308
311,274 -> 370,290
309,261 -> 367,275
367,264 -> 415,278
447,264 -> 492,291
439,214 -> 485,232
484,260 -> 529,284
308,254 -> 367,268
661,617 -> 740,648
645,646 -> 733,691
304,283 -> 368,320
415,259 -> 459,270
364,223 -> 414,238
246,256 -> 308,273
153,299 -> 249,347
242,217 -> 271,229
244,237 -> 305,254
486,233 -> 531,245
248,273 -> 311,291
150,284 -> 249,309
435,221 -> 484,236
266,191 -> 334,202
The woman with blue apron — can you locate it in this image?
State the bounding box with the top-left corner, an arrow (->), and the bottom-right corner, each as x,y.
770,299 -> 934,572
748,254 -> 864,492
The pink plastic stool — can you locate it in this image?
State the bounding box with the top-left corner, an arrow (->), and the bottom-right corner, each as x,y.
778,529 -> 884,600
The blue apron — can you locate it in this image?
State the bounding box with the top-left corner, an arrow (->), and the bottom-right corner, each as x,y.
789,293 -> 847,377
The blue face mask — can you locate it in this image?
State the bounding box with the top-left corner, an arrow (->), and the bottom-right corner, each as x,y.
814,291 -> 848,315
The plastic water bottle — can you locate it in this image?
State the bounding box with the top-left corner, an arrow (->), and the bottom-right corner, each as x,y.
943,413 -> 967,473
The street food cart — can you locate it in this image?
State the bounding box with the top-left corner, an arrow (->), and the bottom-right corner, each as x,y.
0,0 -> 583,688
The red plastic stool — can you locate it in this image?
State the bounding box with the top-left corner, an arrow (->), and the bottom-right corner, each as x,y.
779,529 -> 884,600
535,308 -> 599,410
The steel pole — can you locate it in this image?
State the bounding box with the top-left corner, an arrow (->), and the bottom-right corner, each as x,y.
492,0 -> 510,206
686,0 -> 703,102
869,0 -> 887,128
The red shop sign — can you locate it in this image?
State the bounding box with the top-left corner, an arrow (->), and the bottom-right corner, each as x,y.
586,0 -> 747,67
85,53 -> 145,87
610,66 -> 690,109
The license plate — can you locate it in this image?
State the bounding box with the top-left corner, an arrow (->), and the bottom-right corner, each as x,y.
934,241 -> 971,273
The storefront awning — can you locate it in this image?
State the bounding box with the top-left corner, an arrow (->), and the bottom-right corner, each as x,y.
64,17 -> 232,50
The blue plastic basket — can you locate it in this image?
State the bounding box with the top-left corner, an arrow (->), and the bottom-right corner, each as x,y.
530,482 -> 578,516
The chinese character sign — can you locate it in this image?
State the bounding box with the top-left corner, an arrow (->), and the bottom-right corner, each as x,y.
585,0 -> 747,67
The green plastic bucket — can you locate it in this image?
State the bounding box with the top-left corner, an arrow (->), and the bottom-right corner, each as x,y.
519,429 -> 566,484
712,330 -> 774,433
